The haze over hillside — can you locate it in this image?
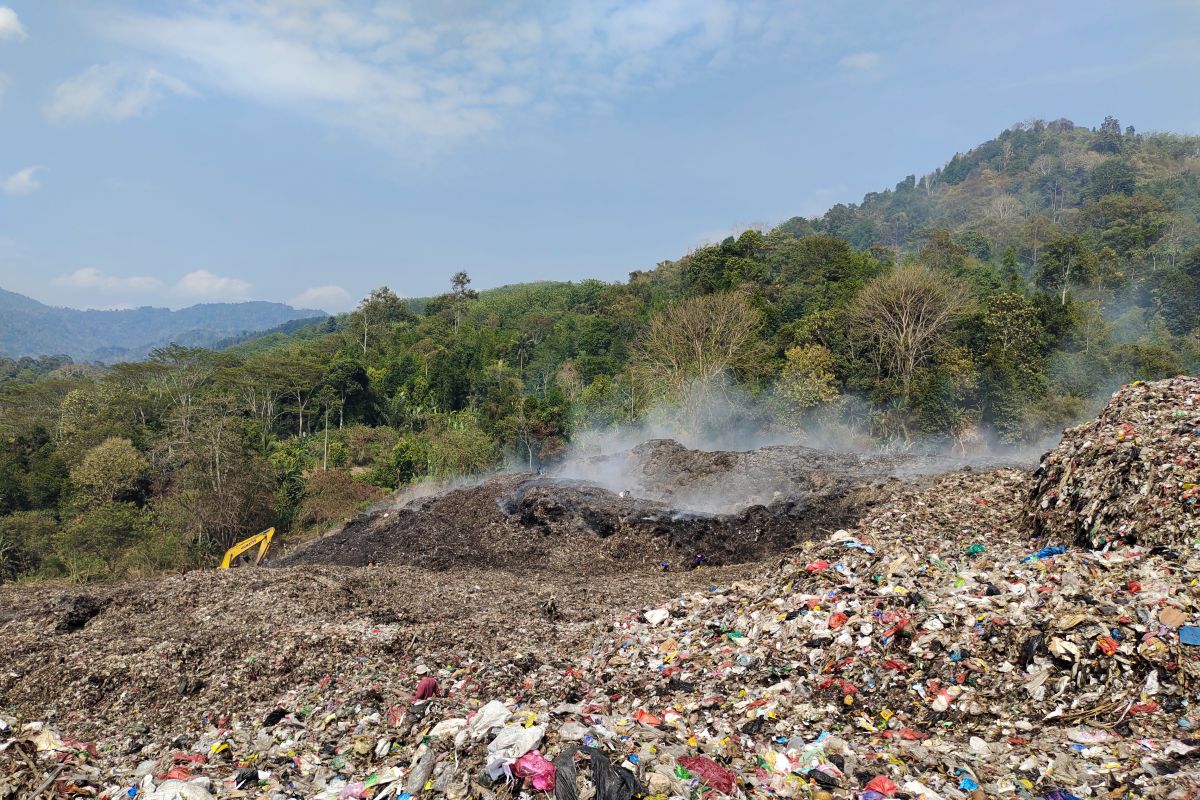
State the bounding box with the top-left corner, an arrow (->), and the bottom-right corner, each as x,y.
0,288 -> 324,362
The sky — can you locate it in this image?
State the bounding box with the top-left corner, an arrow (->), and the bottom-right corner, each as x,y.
0,1 -> 1197,313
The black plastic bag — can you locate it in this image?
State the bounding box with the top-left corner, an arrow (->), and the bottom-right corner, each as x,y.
554,745 -> 579,800
585,747 -> 642,800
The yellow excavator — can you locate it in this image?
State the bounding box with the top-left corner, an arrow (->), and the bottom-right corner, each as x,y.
218,527 -> 276,569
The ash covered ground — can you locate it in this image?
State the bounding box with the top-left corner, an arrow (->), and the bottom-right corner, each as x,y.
279,439 -> 979,571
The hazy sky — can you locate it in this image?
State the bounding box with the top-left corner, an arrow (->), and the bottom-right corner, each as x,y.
0,1 -> 1197,312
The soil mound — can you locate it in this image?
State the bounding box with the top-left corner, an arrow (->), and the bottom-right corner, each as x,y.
1028,377 -> 1200,548
280,440 -> 958,571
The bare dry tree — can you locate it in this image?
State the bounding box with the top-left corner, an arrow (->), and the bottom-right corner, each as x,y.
850,264 -> 971,401
987,194 -> 1024,222
632,291 -> 769,401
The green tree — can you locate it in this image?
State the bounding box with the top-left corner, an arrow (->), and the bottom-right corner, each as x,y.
976,293 -> 1046,441
1086,159 -> 1136,200
774,344 -> 840,427
1037,236 -> 1094,305
53,502 -> 152,581
1092,115 -> 1123,154
920,229 -> 969,274
352,286 -> 408,356
70,437 -> 148,508
0,511 -> 57,581
426,420 -> 499,478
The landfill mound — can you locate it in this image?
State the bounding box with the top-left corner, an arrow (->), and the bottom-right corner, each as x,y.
1028,377 -> 1200,548
280,439 -> 959,571
4,463 -> 1200,799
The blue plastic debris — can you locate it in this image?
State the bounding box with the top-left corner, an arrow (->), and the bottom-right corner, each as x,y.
1023,545 -> 1066,562
1180,626 -> 1200,646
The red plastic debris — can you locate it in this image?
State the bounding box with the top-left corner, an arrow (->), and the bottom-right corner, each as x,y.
515,751 -> 557,792
678,756 -> 735,795
864,775 -> 899,796
633,708 -> 663,726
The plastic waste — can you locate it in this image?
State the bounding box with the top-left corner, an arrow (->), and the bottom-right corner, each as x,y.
485,724 -> 544,779
676,756 -> 734,795
585,747 -> 641,800
553,746 -> 579,800
144,781 -> 216,800
1023,545 -> 1066,561
515,750 -> 557,791
465,700 -> 510,740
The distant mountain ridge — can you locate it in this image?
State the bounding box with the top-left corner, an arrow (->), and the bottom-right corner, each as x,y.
0,288 -> 325,362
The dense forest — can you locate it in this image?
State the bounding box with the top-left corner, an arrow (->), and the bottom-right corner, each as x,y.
3,117 -> 1199,583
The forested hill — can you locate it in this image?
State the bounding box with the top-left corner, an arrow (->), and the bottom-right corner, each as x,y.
0,289 -> 324,362
4,116 -> 1200,584
776,116 -> 1198,257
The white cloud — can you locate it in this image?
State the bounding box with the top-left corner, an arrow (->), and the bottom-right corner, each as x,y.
175,269 -> 252,301
0,7 -> 26,42
49,268 -> 255,305
102,1 -> 797,150
290,285 -> 352,312
54,267 -> 163,292
45,63 -> 193,123
3,165 -> 42,196
838,51 -> 882,72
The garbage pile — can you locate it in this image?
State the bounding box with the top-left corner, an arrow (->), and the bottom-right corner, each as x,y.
4,464 -> 1198,799
1029,377 -> 1200,549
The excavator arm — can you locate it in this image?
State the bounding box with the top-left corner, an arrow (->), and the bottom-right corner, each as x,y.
218,527 -> 276,569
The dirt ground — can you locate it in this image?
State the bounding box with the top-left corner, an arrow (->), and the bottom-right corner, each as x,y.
0,561 -> 763,744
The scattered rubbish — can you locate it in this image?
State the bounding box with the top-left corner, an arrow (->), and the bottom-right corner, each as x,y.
4,392 -> 1200,797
